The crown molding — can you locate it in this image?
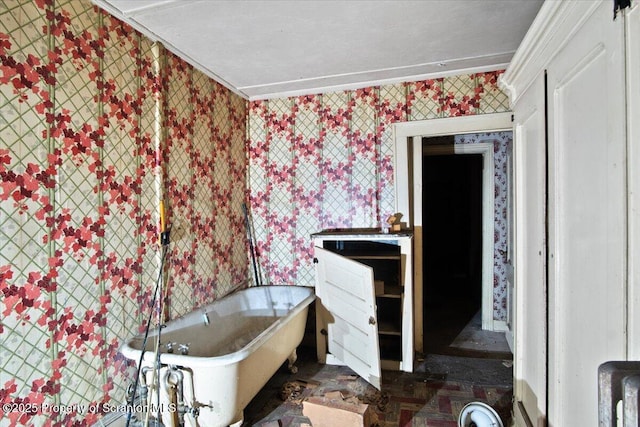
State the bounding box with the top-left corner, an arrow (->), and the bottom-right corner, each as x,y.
499,0 -> 602,106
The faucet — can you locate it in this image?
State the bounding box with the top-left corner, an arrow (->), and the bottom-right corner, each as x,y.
202,312 -> 210,326
178,343 -> 190,355
165,342 -> 177,353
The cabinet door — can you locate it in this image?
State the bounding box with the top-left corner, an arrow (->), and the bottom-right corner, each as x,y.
315,247 -> 381,389
546,1 -> 626,425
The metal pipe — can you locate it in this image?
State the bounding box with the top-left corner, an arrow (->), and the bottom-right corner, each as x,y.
164,368 -> 184,427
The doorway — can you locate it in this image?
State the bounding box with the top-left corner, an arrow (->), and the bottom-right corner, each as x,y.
423,147 -> 483,353
392,112 -> 513,354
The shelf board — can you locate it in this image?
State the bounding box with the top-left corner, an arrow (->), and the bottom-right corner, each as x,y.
377,293 -> 402,299
345,255 -> 401,260
380,359 -> 401,370
379,329 -> 402,336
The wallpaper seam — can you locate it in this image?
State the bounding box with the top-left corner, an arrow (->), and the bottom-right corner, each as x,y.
375,86 -> 382,226
133,30 -> 143,337
154,41 -> 164,326
265,99 -> 271,284
209,78 -> 217,290
290,97 -> 297,283
345,91 -> 355,227
318,94 -> 325,229
95,9 -> 108,397
188,66 -> 196,310
46,0 -> 61,411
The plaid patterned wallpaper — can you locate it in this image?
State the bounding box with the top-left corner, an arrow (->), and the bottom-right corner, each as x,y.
247,73 -> 510,309
0,1 -> 246,425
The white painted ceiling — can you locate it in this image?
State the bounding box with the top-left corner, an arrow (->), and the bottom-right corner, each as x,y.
91,0 -> 544,100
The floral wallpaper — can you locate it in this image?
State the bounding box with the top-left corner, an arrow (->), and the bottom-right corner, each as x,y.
454,132 -> 512,319
247,72 -> 511,320
1,0 -> 514,424
0,1 -> 246,425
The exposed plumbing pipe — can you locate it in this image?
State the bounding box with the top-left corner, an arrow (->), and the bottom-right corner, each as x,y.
178,367 -> 206,425
125,244 -> 169,427
163,367 -> 184,427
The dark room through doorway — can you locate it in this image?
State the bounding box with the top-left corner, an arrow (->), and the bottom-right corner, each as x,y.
422,139 -> 483,355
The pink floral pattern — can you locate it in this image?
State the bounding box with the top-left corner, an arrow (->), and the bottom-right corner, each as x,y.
455,132 -> 512,320
0,1 -> 246,425
2,1 -> 513,424
247,73 -> 511,314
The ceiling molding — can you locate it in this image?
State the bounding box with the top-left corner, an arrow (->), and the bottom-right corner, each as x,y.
241,54 -> 513,101
92,0 -> 543,101
500,0 -> 601,105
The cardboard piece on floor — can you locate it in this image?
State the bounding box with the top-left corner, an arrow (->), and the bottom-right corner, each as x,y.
280,415 -> 305,427
324,389 -> 358,404
336,374 -> 358,381
302,395 -> 373,427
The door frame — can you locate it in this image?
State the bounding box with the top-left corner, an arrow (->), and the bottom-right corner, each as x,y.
393,112 -> 512,353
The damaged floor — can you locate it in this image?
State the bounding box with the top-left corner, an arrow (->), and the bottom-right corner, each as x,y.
242,311 -> 513,427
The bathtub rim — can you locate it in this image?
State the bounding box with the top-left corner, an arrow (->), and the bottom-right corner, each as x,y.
119,285 -> 315,368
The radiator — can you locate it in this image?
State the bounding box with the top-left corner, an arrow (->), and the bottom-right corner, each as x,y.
599,361 -> 640,426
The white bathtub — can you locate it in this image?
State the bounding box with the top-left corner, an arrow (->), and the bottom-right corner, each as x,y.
119,285 -> 315,427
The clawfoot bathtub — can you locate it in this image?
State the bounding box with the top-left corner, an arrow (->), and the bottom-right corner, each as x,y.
120,285 -> 315,426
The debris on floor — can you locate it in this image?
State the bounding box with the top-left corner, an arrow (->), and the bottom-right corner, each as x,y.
256,417 -> 312,427
336,374 -> 358,381
280,374 -> 390,415
280,379 -> 319,404
302,392 -> 377,427
361,388 -> 390,412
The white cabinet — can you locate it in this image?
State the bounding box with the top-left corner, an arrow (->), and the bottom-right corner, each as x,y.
501,1 -> 635,425
312,230 -> 413,384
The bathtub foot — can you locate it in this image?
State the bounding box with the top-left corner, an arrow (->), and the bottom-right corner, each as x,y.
229,411 -> 243,427
287,349 -> 298,374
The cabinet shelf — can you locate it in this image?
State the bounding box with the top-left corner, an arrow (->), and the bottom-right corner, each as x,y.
378,293 -> 402,299
346,255 -> 401,261
377,285 -> 403,297
378,327 -> 402,336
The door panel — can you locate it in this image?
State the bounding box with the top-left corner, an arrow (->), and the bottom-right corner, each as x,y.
546,2 -> 626,425
512,73 -> 547,426
627,0 -> 640,362
315,247 -> 381,389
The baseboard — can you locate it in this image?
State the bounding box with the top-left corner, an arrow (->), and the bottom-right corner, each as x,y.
514,401 -> 534,427
505,329 -> 514,353
493,320 -> 509,332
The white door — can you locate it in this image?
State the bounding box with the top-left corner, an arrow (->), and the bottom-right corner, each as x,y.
546,1 -> 626,425
315,247 -> 381,389
512,72 -> 547,426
